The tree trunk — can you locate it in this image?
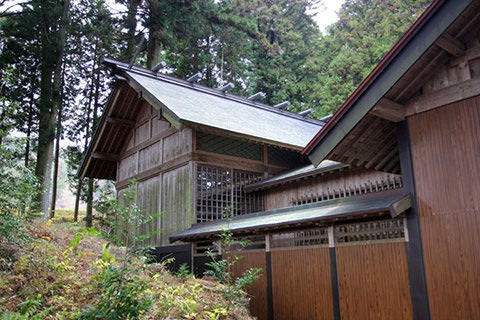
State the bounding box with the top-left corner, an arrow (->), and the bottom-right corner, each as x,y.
146,1 -> 163,69
85,177 -> 94,227
49,105 -> 62,219
35,61 -> 55,213
35,0 -> 70,214
85,57 -> 101,228
121,0 -> 141,62
25,84 -> 35,167
73,178 -> 82,222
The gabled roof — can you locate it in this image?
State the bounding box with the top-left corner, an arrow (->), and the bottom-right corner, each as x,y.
106,59 -> 324,150
169,190 -> 411,242
303,0 -> 474,167
79,59 -> 325,179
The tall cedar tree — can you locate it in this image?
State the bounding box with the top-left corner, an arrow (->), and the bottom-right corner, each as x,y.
63,0 -> 120,224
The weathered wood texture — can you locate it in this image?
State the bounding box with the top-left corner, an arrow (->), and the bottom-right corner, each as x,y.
271,248 -> 333,320
408,95 -> 480,320
137,177 -> 162,245
230,252 -> 268,320
117,104 -> 194,246
336,243 -> 413,320
161,165 -> 193,245
405,37 -> 480,117
264,168 -> 401,210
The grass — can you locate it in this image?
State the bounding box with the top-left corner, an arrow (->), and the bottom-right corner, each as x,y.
0,219 -> 254,319
50,209 -> 87,223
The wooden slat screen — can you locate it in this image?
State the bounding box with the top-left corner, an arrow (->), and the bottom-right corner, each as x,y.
334,218 -> 406,246
291,175 -> 402,206
271,228 -> 329,249
196,165 -> 263,222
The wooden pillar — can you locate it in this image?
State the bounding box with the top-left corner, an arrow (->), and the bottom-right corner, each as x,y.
328,226 -> 341,320
396,121 -> 431,320
265,236 -> 274,320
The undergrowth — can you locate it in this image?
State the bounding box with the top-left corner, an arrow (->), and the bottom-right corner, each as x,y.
0,220 -> 254,319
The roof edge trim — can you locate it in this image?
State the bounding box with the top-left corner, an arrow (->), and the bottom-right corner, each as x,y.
303,0 -> 472,165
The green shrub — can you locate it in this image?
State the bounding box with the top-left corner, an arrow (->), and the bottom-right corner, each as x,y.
0,139 -> 39,215
81,265 -> 153,319
206,226 -> 262,310
176,262 -> 194,281
0,294 -> 53,320
0,212 -> 31,245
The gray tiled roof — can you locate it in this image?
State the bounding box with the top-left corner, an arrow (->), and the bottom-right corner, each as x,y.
169,191 -> 411,242
108,60 -> 324,149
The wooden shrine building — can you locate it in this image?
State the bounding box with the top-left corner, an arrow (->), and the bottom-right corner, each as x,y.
172,0 -> 480,319
81,0 -> 480,318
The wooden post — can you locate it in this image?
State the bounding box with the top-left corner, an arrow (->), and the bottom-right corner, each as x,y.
397,121 -> 431,320
328,226 -> 335,248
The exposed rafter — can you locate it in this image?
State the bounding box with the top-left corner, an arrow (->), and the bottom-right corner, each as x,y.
92,152 -> 119,162
106,116 -> 135,127
370,98 -> 405,122
435,34 -> 465,57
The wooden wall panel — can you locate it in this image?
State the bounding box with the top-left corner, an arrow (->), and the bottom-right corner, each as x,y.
230,251 -> 268,320
118,153 -> 136,181
408,96 -> 480,319
161,165 -> 193,245
138,141 -> 162,174
264,168 -> 400,210
151,118 -> 171,136
163,128 -> 193,163
137,177 -> 162,245
336,243 -> 413,320
271,248 -> 333,320
135,121 -> 150,145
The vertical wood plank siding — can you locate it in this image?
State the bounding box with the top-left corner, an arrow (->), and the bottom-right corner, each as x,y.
336,243 -> 413,320
408,95 -> 480,319
230,252 -> 269,320
271,248 -> 334,320
161,165 -> 193,245
117,103 -> 194,246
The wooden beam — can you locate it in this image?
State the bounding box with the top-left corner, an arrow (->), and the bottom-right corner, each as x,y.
435,34 -> 465,57
106,116 -> 135,127
450,45 -> 480,66
394,51 -> 447,101
406,76 -> 480,117
370,98 -> 405,122
92,152 -> 119,162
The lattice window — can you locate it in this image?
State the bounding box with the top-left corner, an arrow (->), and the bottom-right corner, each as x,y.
291,176 -> 403,206
271,228 -> 329,249
229,235 -> 266,252
196,165 -> 263,222
334,218 -> 406,245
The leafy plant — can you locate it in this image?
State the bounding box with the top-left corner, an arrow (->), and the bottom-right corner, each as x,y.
0,212 -> 31,246
205,209 -> 262,310
81,265 -> 153,320
0,139 -> 40,216
1,294 -> 54,320
96,178 -> 161,251
176,262 -> 194,281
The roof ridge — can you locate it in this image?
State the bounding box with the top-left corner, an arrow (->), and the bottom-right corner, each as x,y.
102,57 -> 325,126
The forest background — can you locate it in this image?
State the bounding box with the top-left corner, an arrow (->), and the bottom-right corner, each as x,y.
0,0 -> 432,224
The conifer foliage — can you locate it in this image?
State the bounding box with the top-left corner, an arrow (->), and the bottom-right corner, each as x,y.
0,0 -> 431,216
